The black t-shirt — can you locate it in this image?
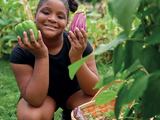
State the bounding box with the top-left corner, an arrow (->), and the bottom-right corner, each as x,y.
10,31 -> 93,107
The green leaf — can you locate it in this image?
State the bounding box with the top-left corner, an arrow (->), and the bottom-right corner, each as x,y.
158,0 -> 160,9
113,43 -> 124,76
107,2 -> 115,19
94,75 -> 120,89
110,0 -> 140,35
125,59 -> 143,79
140,46 -> 160,73
143,6 -> 156,16
146,28 -> 160,45
115,83 -> 130,119
0,19 -> 6,26
92,0 -> 97,7
68,54 -> 92,79
131,24 -> 144,39
124,41 -> 144,71
124,74 -> 149,104
142,71 -> 160,119
95,91 -> 117,105
145,0 -> 156,4
93,32 -> 127,55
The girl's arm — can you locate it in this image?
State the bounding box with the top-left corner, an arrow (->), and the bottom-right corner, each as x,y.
74,55 -> 99,96
68,28 -> 100,96
11,30 -> 49,107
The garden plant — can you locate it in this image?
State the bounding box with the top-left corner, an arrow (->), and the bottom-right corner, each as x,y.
69,0 -> 160,119
1,0 -> 160,119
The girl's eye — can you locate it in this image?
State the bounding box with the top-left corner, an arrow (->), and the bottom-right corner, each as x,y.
43,12 -> 49,15
58,16 -> 63,19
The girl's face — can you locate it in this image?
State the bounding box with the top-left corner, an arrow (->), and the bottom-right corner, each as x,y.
33,0 -> 68,39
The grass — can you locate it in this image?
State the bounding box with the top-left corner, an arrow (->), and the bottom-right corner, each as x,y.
0,55 -> 113,120
0,56 -> 19,120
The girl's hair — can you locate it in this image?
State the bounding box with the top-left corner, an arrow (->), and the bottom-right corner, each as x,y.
36,0 -> 78,19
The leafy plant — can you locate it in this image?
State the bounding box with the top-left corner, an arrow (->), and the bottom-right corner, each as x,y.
68,0 -> 160,119
0,0 -> 37,58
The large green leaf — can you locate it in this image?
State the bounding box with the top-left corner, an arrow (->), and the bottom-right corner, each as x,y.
124,74 -> 149,104
92,0 -> 97,7
114,83 -> 130,119
110,0 -> 140,35
95,91 -> 117,105
94,75 -> 121,89
115,74 -> 149,119
107,2 -> 115,19
68,54 -> 92,79
142,71 -> 160,119
124,41 -> 144,71
125,59 -> 143,79
146,28 -> 160,45
93,32 -> 127,55
145,0 -> 156,4
113,43 -> 124,76
140,46 -> 160,73
158,0 -> 160,9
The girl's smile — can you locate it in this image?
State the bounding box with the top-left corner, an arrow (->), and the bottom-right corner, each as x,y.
44,24 -> 58,31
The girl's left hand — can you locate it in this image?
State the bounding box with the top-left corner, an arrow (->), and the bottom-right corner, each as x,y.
68,27 -> 87,63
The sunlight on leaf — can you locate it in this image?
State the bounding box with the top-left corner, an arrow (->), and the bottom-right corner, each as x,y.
94,75 -> 120,89
95,91 -> 116,105
68,54 -> 92,79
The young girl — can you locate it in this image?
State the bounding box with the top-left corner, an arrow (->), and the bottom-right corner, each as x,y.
10,0 -> 100,119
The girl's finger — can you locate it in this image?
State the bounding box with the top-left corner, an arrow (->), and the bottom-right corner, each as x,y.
80,28 -> 87,44
75,27 -> 84,44
23,31 -> 29,45
37,30 -> 43,43
68,35 -> 76,47
17,36 -> 23,46
69,30 -> 79,45
29,29 -> 36,44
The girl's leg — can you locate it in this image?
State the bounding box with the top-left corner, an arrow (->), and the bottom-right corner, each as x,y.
66,90 -> 93,110
17,96 -> 56,120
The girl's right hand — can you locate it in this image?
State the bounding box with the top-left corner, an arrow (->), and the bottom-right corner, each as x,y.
18,29 -> 48,59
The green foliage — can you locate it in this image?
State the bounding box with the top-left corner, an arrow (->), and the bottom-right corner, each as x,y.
0,57 -> 19,120
69,0 -> 160,119
0,0 -> 37,58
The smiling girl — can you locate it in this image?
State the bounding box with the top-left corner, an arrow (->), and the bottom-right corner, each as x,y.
10,0 -> 99,119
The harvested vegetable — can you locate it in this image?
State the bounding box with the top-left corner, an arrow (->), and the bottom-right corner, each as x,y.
69,9 -> 86,39
15,20 -> 38,42
74,107 -> 87,120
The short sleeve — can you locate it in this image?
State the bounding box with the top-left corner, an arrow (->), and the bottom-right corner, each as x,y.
10,44 -> 35,66
82,41 -> 93,57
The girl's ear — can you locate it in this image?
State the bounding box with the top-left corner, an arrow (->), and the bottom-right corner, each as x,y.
64,21 -> 69,31
33,12 -> 36,23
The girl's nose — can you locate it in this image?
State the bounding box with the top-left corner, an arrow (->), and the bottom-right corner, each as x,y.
48,15 -> 57,23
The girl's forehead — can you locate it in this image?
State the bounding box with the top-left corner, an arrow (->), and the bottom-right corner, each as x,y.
40,0 -> 65,9
39,0 -> 67,13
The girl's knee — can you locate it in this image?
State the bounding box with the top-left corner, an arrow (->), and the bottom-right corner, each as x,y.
66,90 -> 92,109
17,110 -> 42,120
17,97 -> 56,120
